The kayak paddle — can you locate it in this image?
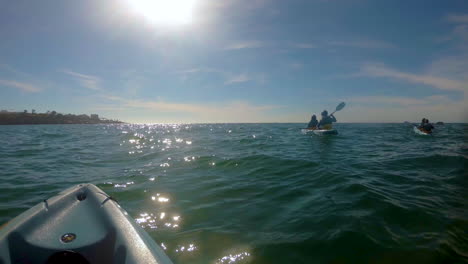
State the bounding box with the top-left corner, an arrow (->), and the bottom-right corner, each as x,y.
330,102 -> 346,116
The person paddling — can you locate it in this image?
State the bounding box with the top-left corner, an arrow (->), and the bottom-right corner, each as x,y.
419,118 -> 426,128
307,115 -> 318,129
421,118 -> 434,134
317,110 -> 337,130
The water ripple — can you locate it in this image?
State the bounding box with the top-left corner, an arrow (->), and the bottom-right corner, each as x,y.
0,123 -> 466,263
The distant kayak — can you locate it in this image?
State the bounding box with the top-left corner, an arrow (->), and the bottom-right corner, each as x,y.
0,184 -> 173,264
413,126 -> 431,136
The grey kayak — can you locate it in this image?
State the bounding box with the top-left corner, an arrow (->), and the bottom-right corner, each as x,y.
0,184 -> 173,264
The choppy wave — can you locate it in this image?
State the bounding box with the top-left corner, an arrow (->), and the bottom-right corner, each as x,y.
0,123 -> 466,263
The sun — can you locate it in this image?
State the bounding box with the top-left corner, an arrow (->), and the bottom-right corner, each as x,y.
125,0 -> 197,25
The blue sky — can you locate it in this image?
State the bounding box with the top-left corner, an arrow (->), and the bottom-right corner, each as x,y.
0,0 -> 467,123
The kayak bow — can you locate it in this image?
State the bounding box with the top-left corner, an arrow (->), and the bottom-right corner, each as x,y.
0,184 -> 173,264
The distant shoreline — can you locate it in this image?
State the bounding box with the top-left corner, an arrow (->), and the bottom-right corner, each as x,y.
0,111 -> 123,125
0,123 -> 124,126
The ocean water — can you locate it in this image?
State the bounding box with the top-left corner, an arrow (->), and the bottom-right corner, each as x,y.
0,123 -> 466,263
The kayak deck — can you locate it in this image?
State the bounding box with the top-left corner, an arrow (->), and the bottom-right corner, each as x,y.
0,184 -> 173,264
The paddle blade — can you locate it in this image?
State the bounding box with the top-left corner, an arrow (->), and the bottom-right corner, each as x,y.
335,102 -> 346,112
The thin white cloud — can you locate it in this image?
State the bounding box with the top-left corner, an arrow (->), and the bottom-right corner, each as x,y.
339,102 -> 467,123
179,68 -> 203,74
178,67 -> 225,74
100,95 -> 281,123
288,63 -> 304,70
348,95 -> 453,106
211,0 -> 270,14
453,24 -> 468,41
224,41 -> 264,50
0,64 -> 25,76
446,14 -> 468,23
0,79 -> 41,93
329,40 -> 395,49
438,13 -> 468,45
426,57 -> 468,84
345,16 -> 468,122
179,67 -> 265,85
359,63 -> 467,92
224,74 -> 250,85
60,70 -> 101,90
432,14 -> 468,77
293,43 -> 316,49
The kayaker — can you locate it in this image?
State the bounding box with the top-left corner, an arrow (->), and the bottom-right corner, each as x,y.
317,110 -> 337,130
419,118 -> 426,127
307,114 -> 318,129
422,119 -> 434,133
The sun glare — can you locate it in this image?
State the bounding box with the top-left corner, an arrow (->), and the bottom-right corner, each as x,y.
125,0 -> 197,25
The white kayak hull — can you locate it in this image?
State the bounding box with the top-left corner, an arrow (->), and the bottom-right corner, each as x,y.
0,184 -> 173,264
301,128 -> 338,135
313,129 -> 338,135
301,128 -> 315,133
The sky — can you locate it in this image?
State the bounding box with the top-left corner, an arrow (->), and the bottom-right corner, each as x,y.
0,0 -> 467,123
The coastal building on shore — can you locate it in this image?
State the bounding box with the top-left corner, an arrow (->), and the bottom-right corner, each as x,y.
0,110 -> 122,125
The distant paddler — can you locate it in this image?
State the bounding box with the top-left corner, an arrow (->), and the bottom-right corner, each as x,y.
416,118 -> 434,134
302,102 -> 345,135
316,102 -> 345,130
306,114 -> 318,129
317,110 -> 337,130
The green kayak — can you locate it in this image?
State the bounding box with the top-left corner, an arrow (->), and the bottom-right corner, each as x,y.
0,184 -> 173,264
